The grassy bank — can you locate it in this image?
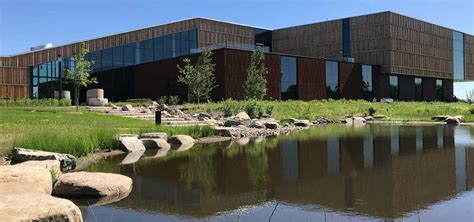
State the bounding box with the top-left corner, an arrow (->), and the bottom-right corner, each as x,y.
0,107 -> 215,157
184,99 -> 474,122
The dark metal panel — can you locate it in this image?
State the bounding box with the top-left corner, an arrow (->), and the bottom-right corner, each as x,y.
297,57 -> 326,100
422,78 -> 436,101
339,62 -> 362,99
398,75 -> 415,101
373,71 -> 389,99
443,79 -> 453,101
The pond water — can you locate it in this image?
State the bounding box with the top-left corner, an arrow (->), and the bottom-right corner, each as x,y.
81,124 -> 474,222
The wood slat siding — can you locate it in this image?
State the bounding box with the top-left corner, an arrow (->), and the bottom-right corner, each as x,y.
196,19 -> 256,49
297,58 -> 326,100
389,13 -> 454,79
0,67 -> 30,99
339,62 -> 362,99
272,20 -> 342,60
465,35 -> 474,80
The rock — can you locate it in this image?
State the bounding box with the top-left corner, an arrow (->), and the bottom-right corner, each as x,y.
373,115 -> 387,119
264,121 -> 279,129
11,147 -> 77,171
432,115 -> 448,121
197,112 -> 211,119
224,118 -> 244,127
86,88 -> 104,99
87,98 -> 108,106
236,137 -> 250,146
249,121 -> 265,129
0,193 -> 83,222
346,117 -> 366,125
0,165 -> 52,195
141,139 -> 171,150
453,115 -> 464,122
235,112 -> 251,120
283,123 -> 290,127
445,117 -> 461,125
110,103 -> 118,109
120,150 -> 145,164
119,136 -> 146,152
364,116 -> 374,121
285,118 -> 299,124
295,120 -> 310,127
139,132 -> 168,140
16,160 -> 61,177
53,172 -> 132,199
167,135 -> 194,145
314,116 -> 329,124
121,104 -> 134,111
215,127 -> 240,137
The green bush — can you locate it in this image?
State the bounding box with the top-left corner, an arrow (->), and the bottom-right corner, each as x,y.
221,99 -> 239,117
470,107 -> 474,114
368,107 -> 377,116
0,98 -> 71,107
168,96 -> 180,105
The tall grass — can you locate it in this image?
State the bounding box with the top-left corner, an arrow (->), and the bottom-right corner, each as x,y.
0,107 -> 215,157
0,98 -> 71,107
184,99 -> 474,122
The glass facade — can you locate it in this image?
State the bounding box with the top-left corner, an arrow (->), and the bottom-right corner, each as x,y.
326,61 -> 339,99
453,31 -> 465,80
280,56 -> 298,100
389,75 -> 398,100
342,18 -> 350,57
31,29 -> 198,98
254,28 -> 272,52
415,77 -> 423,101
361,65 -> 373,100
436,79 -> 443,101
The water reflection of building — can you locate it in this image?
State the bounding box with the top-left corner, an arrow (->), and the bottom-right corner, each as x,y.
107,125 -> 472,219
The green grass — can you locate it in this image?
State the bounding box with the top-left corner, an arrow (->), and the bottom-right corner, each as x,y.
0,107 -> 215,157
184,99 -> 474,122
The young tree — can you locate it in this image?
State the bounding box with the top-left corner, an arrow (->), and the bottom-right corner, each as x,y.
177,48 -> 217,103
243,47 -> 268,100
466,89 -> 474,104
65,43 -> 97,111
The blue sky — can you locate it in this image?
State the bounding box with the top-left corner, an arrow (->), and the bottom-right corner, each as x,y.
0,0 -> 473,97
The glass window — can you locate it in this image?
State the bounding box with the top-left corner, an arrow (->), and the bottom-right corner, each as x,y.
89,51 -> 101,71
189,29 -> 197,52
163,35 -> 173,59
415,78 -> 423,101
173,32 -> 181,57
113,46 -> 124,67
143,39 -> 154,63
342,18 -> 350,57
280,56 -> 298,100
101,48 -> 113,70
180,31 -> 190,56
153,36 -> 163,60
436,79 -> 443,101
362,65 -> 372,100
123,43 -> 135,66
389,75 -> 399,100
39,64 -> 47,77
452,31 -> 465,80
325,61 -> 339,99
134,41 -> 143,65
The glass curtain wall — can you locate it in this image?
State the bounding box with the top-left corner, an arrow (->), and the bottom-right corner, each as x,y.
361,65 -> 373,100
31,29 -> 197,98
452,31 -> 465,80
436,79 -> 443,101
280,56 -> 298,100
326,61 -> 339,99
415,78 -> 423,101
389,75 -> 399,100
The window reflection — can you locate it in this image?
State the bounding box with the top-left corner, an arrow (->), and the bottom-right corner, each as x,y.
362,65 -> 373,100
452,31 -> 465,80
326,61 -> 339,99
281,56 -> 298,100
436,79 -> 443,101
415,78 -> 423,101
389,75 -> 398,100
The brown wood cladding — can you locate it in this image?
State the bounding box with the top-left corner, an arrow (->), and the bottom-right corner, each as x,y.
223,49 -> 280,100
0,18 -> 257,68
272,20 -> 342,59
297,58 -> 326,100
465,35 -> 474,80
339,62 -> 362,99
0,67 -> 30,99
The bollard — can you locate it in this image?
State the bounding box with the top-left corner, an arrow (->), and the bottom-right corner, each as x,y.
155,110 -> 162,125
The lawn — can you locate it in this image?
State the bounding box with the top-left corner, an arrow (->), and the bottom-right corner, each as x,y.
0,107 -> 215,157
184,99 -> 474,122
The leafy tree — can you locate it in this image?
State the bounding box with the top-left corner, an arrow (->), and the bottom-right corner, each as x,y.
177,48 -> 217,103
243,47 -> 268,99
65,43 -> 97,111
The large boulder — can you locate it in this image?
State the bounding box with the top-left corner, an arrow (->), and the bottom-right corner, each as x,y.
249,121 -> 265,129
215,127 -> 240,138
196,112 -> 212,121
453,115 -> 465,122
121,104 -> 134,111
345,117 -> 367,125
119,136 -> 146,152
120,150 -> 145,165
16,160 -> 61,177
445,117 -> 461,125
295,120 -> 311,127
224,119 -> 243,127
264,121 -> 279,129
0,193 -> 83,222
53,172 -> 132,198
139,132 -> 168,140
432,115 -> 448,121
0,165 -> 52,195
235,112 -> 251,121
168,135 -> 194,145
141,138 -> 171,150
11,148 -> 77,171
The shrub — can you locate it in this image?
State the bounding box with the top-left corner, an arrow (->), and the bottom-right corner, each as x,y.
221,99 -> 238,117
168,96 -> 180,105
158,96 -> 168,105
368,107 -> 377,116
0,98 -> 71,107
470,107 -> 474,114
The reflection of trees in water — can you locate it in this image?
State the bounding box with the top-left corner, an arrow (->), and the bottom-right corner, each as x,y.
245,144 -> 269,191
178,145 -> 219,195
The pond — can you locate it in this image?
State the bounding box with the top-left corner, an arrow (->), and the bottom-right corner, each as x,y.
81,124 -> 473,221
